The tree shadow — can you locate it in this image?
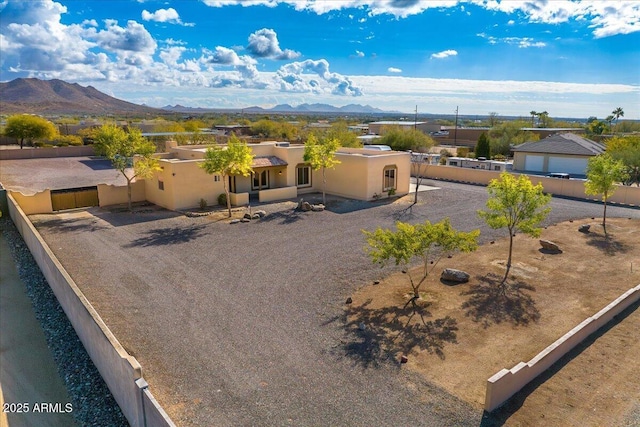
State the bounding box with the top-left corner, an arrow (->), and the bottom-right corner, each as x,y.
335,298 -> 459,368
258,209 -> 306,225
584,230 -> 630,256
461,274 -> 540,328
122,224 -> 208,247
478,297 -> 640,427
31,217 -> 110,234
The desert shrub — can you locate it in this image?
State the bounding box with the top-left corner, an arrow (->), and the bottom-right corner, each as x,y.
217,193 -> 227,206
199,198 -> 207,210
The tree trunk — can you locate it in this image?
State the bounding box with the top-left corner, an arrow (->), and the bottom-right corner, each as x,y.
322,167 -> 327,205
127,180 -> 132,212
501,231 -> 514,285
603,199 -> 608,229
20,138 -> 24,149
223,176 -> 231,218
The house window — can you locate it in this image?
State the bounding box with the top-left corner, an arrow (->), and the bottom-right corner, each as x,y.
158,180 -> 164,191
296,164 -> 311,188
450,161 -> 458,166
494,165 -> 501,171
252,170 -> 269,190
383,166 -> 397,191
214,175 -> 220,182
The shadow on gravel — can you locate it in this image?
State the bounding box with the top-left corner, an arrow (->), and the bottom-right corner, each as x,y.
478,298 -> 640,427
461,274 -> 540,328
259,209 -> 307,224
122,224 -> 208,247
32,217 -> 110,234
92,205 -> 182,227
334,298 -> 458,368
79,158 -> 115,170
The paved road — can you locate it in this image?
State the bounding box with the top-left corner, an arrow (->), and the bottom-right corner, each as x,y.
30,181 -> 640,427
0,234 -> 76,427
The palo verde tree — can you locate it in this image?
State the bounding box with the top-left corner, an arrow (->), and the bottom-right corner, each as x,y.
584,153 -> 628,228
364,218 -> 479,302
4,114 -> 58,149
93,124 -> 161,212
200,134 -> 254,217
303,133 -> 341,205
378,126 -> 435,152
477,172 -> 551,286
606,135 -> 640,186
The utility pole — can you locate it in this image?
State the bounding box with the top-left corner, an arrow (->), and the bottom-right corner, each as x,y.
414,105 -> 418,130
454,106 -> 459,145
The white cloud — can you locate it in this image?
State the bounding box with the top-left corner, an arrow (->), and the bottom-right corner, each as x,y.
431,49 -> 458,59
275,59 -> 363,96
355,50 -> 365,57
141,8 -> 194,26
199,0 -> 640,38
507,19 -> 515,25
477,34 -> 546,48
246,28 -> 300,60
387,67 -> 402,73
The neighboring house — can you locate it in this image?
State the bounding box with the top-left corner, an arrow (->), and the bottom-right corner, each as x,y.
367,121 -> 436,135
145,141 -> 411,210
445,157 -> 513,172
512,133 -> 604,176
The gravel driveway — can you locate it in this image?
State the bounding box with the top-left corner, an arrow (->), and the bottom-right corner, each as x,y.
30,180 -> 640,427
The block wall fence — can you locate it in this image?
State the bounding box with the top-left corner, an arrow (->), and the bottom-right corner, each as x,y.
6,192 -> 175,427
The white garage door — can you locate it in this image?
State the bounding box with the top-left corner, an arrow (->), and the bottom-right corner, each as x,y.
524,155 -> 544,172
548,157 -> 588,175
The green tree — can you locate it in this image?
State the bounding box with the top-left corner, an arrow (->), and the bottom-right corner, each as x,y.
529,110 -> 537,127
585,153 -> 628,228
587,119 -> 607,136
379,126 -> 435,152
605,115 -> 614,133
364,219 -> 479,302
475,132 -> 491,159
489,120 -> 538,156
478,173 -> 551,286
4,114 -> 58,149
200,134 -> 254,217
94,124 -> 161,212
303,134 -> 341,205
606,135 -> 640,186
325,121 -> 359,147
537,111 -> 551,127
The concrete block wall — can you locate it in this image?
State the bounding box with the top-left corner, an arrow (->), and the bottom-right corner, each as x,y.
6,193 -> 175,427
484,284 -> 640,412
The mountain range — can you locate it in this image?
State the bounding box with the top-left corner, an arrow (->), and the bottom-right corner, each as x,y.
0,78 -> 161,115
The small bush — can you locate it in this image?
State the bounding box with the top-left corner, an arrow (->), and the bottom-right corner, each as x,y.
217,193 -> 227,206
387,187 -> 396,196
199,198 -> 207,210
457,147 -> 469,157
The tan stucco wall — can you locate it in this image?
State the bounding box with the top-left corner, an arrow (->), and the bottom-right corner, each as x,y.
10,190 -> 52,214
0,146 -> 95,160
98,181 -> 146,207
485,284 -> 640,412
259,186 -> 297,203
6,193 -> 175,427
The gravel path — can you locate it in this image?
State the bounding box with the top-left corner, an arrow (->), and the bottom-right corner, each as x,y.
27,180 -> 640,427
1,217 -> 129,427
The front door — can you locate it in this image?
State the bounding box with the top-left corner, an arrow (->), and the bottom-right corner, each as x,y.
252,170 -> 269,190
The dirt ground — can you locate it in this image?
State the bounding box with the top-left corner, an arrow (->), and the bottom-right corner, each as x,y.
348,217 -> 640,426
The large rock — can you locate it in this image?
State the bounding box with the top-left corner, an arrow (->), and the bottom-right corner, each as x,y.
440,268 -> 470,283
255,210 -> 267,218
300,201 -> 312,212
539,239 -> 561,252
578,224 -> 591,233
311,204 -> 325,212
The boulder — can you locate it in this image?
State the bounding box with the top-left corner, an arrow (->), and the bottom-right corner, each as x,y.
311,204 -> 325,212
243,213 -> 252,219
255,210 -> 267,218
300,201 -> 312,212
240,218 -> 251,223
440,268 -> 470,283
539,239 -> 561,252
251,213 -> 261,219
578,224 -> 591,233
229,219 -> 241,224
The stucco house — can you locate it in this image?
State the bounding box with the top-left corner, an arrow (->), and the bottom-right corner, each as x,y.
144,141 -> 411,210
512,133 -> 604,177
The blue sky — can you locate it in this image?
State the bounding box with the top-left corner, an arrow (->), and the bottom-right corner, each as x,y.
1,0 -> 639,119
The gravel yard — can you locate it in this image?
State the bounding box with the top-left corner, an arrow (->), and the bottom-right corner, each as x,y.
28,180 -> 640,426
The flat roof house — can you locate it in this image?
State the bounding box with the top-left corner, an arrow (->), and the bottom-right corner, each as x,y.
145,142 -> 411,210
512,133 -> 604,177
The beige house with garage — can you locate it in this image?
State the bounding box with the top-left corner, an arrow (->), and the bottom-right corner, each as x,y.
512,133 -> 604,177
144,141 -> 411,211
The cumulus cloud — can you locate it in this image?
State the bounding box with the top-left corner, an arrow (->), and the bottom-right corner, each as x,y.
141,8 -> 193,26
275,59 -> 363,96
387,67 -> 402,73
200,0 -> 640,38
246,28 -> 300,60
431,49 -> 458,59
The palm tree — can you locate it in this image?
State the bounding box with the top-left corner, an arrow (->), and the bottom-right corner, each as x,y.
605,115 -> 614,133
612,107 -> 624,132
529,110 -> 537,127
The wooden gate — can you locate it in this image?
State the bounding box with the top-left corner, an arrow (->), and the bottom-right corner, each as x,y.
51,187 -> 99,211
